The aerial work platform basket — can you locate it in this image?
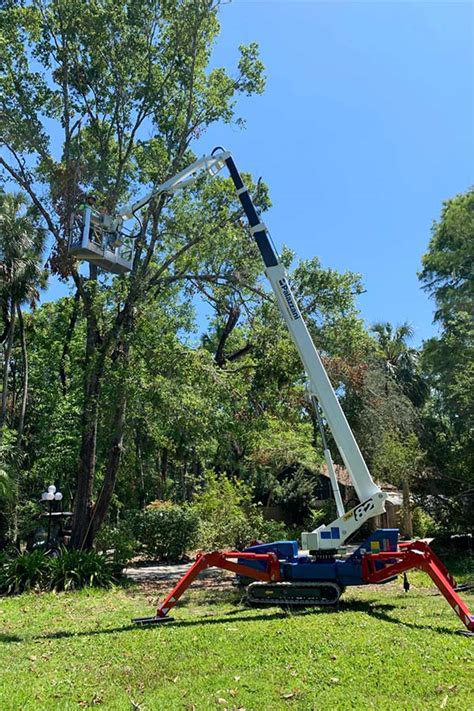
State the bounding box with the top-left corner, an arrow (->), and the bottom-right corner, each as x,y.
68,206 -> 134,274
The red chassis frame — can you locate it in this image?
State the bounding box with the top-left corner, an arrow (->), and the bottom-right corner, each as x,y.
134,542 -> 473,633
362,540 -> 474,632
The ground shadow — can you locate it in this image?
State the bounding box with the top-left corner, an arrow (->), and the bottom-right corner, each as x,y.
0,632 -> 22,643
337,598 -> 457,633
0,596 -> 461,644
0,610 -> 291,644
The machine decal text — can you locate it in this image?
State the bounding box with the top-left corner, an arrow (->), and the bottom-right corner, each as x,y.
278,278 -> 300,320
354,499 -> 375,521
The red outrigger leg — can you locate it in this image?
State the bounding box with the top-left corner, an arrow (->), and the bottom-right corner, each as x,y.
362,540 -> 474,632
133,551 -> 281,623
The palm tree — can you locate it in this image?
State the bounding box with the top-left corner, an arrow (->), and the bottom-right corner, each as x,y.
0,192 -> 47,437
370,321 -> 429,538
370,321 -> 428,407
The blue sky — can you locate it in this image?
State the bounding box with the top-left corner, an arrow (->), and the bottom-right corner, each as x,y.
45,0 -> 473,345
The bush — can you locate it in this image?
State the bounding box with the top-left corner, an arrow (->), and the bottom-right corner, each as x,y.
95,521 -> 137,574
411,506 -> 440,538
0,549 -> 116,595
17,500 -> 43,547
49,548 -> 116,591
3,550 -> 49,594
240,503 -> 287,547
192,472 -> 287,550
308,500 -> 337,531
134,501 -> 200,561
192,473 -> 249,550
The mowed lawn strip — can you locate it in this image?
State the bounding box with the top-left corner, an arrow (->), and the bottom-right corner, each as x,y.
0,564 -> 473,710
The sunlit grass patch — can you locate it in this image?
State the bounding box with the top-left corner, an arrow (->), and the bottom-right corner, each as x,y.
0,561 -> 473,710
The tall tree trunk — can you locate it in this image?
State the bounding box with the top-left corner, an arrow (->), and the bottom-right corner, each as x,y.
88,382 -> 128,544
70,300 -> 104,548
160,447 -> 168,499
10,305 -> 29,545
1,300 -> 16,427
83,296 -> 133,545
10,361 -> 16,420
16,305 -> 28,445
70,266 -> 135,547
59,290 -> 81,396
70,359 -> 103,547
190,457 -> 202,499
135,428 -> 146,509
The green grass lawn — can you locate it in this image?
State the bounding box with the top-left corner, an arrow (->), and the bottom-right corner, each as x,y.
1,562 -> 473,710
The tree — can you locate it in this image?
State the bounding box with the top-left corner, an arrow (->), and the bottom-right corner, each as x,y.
418,188 -> 474,530
370,321 -> 428,408
420,189 -> 474,326
0,192 -> 47,438
372,432 -> 425,538
342,356 -> 418,469
20,296 -> 85,500
0,191 -> 47,543
1,0 -> 266,546
197,251 -> 372,521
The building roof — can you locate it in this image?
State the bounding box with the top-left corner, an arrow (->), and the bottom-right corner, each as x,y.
320,464 -> 352,487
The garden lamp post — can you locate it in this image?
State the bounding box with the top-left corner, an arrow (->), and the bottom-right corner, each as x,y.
41,485 -> 63,548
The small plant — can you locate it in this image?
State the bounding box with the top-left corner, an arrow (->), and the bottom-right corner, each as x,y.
48,548 -> 116,591
17,500 -> 44,547
309,499 -> 337,531
135,501 -> 200,561
3,550 -> 50,593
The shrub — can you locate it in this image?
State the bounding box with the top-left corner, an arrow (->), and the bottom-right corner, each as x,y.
48,548 -> 116,591
134,501 -> 200,561
17,500 -> 43,547
95,521 -> 137,574
0,549 -> 116,595
243,505 -> 287,546
3,550 -> 50,594
192,472 -> 287,550
192,473 -> 248,550
411,506 -> 440,538
308,500 -> 337,531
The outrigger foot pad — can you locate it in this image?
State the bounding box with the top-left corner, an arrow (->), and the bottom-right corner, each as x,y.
455,629 -> 474,638
132,616 -> 174,625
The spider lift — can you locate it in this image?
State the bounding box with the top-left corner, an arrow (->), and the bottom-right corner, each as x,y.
70,150 -> 474,634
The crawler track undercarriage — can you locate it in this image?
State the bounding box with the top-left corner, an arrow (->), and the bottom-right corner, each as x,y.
245,581 -> 343,607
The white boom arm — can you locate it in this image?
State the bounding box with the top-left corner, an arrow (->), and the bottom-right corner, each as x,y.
117,153 -> 230,221
111,148 -> 387,550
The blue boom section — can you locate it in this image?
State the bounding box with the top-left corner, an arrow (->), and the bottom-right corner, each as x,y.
240,530 -> 399,588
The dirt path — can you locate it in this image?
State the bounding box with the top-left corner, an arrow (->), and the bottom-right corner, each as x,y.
124,561 -> 234,596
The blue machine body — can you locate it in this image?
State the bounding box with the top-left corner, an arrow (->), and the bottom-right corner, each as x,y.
241,529 -> 399,588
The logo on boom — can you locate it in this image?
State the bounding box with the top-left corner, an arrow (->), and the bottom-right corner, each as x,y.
278,278 -> 300,320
